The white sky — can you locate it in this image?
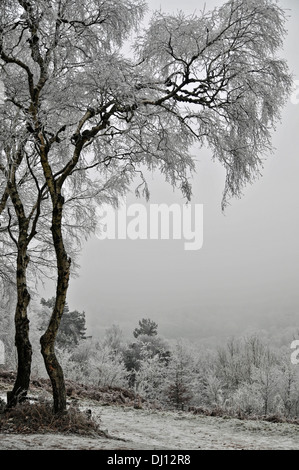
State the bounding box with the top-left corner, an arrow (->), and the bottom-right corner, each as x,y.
44,0 -> 299,341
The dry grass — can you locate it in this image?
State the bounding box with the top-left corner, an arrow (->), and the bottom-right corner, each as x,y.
0,401 -> 106,436
0,370 -> 145,408
188,405 -> 299,425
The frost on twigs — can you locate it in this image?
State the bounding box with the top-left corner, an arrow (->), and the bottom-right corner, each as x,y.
137,0 -> 292,209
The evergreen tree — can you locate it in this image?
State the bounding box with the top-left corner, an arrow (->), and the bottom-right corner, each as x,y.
40,298 -> 86,350
133,318 -> 158,338
124,320 -> 170,387
166,341 -> 194,410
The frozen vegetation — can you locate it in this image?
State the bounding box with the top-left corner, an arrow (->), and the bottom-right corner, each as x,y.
2,300 -> 299,450
1,399 -> 299,450
2,316 -> 299,451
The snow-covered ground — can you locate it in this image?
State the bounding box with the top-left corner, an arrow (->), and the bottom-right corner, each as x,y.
1,402 -> 299,450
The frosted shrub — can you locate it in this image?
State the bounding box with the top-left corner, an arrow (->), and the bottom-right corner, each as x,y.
202,373 -> 225,408
58,340 -> 129,389
165,341 -> 197,410
275,354 -> 299,417
231,383 -> 264,416
95,346 -> 129,388
134,352 -> 169,404
272,394 -> 286,418
251,363 -> 280,416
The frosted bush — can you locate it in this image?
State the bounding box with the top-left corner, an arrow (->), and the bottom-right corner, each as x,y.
58,341 -> 129,388
231,383 -> 264,416
201,373 -> 225,408
134,352 -> 169,404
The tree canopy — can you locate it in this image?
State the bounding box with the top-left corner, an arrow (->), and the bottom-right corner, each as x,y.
0,0 -> 292,412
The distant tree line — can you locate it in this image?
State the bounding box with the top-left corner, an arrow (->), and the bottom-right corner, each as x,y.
2,298 -> 299,419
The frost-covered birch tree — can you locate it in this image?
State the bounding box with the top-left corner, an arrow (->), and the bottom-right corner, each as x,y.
0,109 -> 54,406
0,0 -> 292,413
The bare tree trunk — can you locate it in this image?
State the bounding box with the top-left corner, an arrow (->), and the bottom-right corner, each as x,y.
40,329 -> 67,414
6,174 -> 33,408
40,194 -> 70,414
7,238 -> 32,408
40,279 -> 69,413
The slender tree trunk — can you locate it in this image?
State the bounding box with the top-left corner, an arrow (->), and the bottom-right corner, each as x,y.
7,239 -> 32,408
40,328 -> 67,414
38,135 -> 81,414
6,175 -> 33,407
40,194 -> 70,414
40,276 -> 69,413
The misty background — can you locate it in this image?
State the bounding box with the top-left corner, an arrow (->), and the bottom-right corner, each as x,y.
40,0 -> 299,343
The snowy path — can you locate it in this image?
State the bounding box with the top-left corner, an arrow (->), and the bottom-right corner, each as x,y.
98,406 -> 299,450
1,404 -> 299,450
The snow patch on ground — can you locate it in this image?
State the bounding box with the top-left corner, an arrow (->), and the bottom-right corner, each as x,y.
1,402 -> 299,450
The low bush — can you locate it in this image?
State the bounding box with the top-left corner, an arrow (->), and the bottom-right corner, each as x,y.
0,401 -> 105,436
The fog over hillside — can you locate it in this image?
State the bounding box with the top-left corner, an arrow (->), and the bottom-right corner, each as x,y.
39,0 -> 299,346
